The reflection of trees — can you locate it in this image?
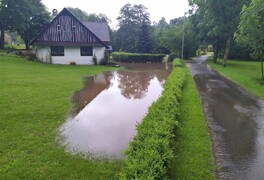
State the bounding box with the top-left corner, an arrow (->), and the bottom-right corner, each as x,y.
117,63 -> 172,99
70,72 -> 113,115
118,70 -> 153,99
154,69 -> 172,86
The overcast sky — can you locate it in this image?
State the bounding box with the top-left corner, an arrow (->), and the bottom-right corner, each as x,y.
41,0 -> 190,28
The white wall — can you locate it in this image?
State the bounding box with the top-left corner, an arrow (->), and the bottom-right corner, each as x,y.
35,46 -> 106,65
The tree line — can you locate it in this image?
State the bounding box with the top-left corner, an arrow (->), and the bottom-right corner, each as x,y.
1,0 -> 263,74
111,3 -> 198,59
0,1 -> 199,59
189,0 -> 263,78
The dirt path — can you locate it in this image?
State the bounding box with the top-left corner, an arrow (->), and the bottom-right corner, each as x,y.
188,56 -> 264,180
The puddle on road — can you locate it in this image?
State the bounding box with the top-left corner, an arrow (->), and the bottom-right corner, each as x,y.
189,59 -> 264,179
58,63 -> 172,158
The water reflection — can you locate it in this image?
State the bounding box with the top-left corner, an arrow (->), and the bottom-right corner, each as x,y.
71,72 -> 113,115
118,71 -> 153,99
59,63 -> 172,158
189,56 -> 264,179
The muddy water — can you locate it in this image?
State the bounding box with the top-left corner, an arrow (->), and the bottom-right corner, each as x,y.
59,63 -> 172,158
189,56 -> 264,180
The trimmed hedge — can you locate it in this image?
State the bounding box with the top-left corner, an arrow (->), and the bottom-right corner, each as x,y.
112,52 -> 165,63
119,59 -> 186,179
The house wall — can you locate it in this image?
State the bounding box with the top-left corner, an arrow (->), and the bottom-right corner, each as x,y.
35,46 -> 105,65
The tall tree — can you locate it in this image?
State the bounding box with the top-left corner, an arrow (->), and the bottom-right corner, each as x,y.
115,3 -> 151,53
158,16 -> 198,59
0,0 -> 50,49
151,18 -> 170,54
189,0 -> 250,65
16,0 -> 50,49
137,21 -> 152,53
0,0 -> 29,48
235,0 -> 264,79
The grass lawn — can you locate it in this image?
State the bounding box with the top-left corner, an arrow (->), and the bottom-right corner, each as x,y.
0,54 -> 122,179
207,58 -> 264,99
170,67 -> 215,179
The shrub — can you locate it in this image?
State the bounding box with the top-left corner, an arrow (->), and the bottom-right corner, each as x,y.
99,51 -> 110,65
256,76 -> 264,86
173,60 -> 183,67
93,54 -> 98,65
70,61 -> 76,65
168,53 -> 178,62
28,53 -> 37,61
119,59 -> 186,179
112,52 -> 165,63
196,48 -> 205,56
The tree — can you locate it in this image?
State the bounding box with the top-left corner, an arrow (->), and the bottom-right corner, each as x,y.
115,3 -> 151,53
235,0 -> 264,79
16,0 -> 50,49
151,18 -> 170,54
189,2 -> 225,63
137,20 -> 152,53
189,0 -> 250,65
0,0 -> 29,48
67,7 -> 110,23
158,17 -> 198,59
0,0 -> 50,49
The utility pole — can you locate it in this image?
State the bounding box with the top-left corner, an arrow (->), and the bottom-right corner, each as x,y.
181,12 -> 187,62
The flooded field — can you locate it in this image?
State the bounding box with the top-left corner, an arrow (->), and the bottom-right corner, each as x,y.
59,63 -> 172,158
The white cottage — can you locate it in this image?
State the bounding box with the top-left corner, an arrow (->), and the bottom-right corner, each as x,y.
31,8 -> 110,65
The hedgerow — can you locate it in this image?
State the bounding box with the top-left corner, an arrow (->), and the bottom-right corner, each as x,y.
119,59 -> 186,179
112,52 -> 165,63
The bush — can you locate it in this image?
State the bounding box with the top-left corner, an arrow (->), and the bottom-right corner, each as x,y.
28,53 -> 37,61
168,53 -> 178,62
196,48 -> 205,56
119,59 -> 186,179
112,52 -> 165,63
173,60 -> 183,67
256,76 -> 264,86
93,54 -> 98,65
99,51 -> 110,65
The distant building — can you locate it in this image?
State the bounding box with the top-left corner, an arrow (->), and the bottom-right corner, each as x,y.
31,8 -> 111,65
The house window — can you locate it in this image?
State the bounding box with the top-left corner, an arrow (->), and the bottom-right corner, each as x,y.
80,46 -> 93,56
51,46 -> 64,56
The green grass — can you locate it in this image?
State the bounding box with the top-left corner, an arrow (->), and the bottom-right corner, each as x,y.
207,58 -> 264,99
0,55 -> 122,179
170,68 -> 215,179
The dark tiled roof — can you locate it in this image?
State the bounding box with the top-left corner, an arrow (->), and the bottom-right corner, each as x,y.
83,22 -> 110,42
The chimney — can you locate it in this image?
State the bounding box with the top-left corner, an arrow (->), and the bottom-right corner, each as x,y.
52,9 -> 58,18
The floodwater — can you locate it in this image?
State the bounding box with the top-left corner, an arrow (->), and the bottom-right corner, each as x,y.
188,56 -> 264,180
59,63 -> 172,158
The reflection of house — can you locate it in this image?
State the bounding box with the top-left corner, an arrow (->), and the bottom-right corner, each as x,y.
31,8 -> 111,65
72,73 -> 112,114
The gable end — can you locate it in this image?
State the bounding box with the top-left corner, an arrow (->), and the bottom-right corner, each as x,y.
31,8 -> 108,47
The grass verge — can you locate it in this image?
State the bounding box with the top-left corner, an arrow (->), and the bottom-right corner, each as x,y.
207,58 -> 264,99
0,54 -> 122,179
169,67 -> 215,179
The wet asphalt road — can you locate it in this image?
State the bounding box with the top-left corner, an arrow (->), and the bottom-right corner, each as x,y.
188,56 -> 264,180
